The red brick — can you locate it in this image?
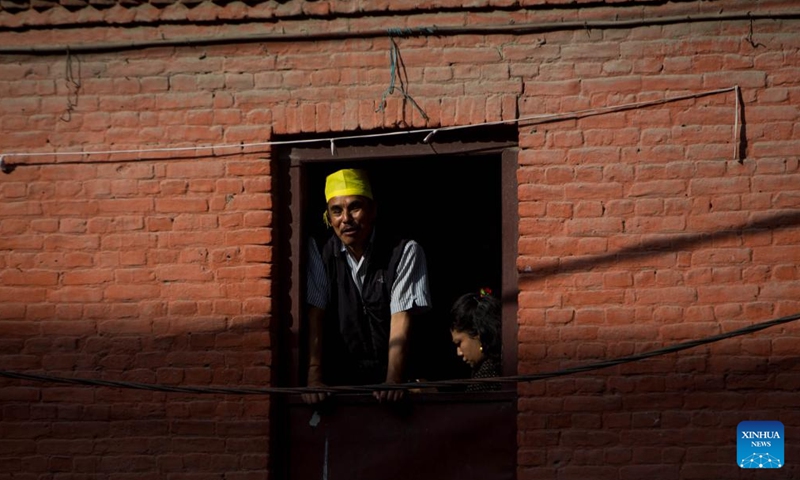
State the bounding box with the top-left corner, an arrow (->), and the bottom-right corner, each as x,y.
565,218 -> 624,235
172,215 -> 218,231
154,198 -> 209,213
95,198 -> 154,214
63,252 -> 94,268
0,269 -> 58,286
104,285 -> 160,301
155,265 -> 214,282
58,269 -> 112,286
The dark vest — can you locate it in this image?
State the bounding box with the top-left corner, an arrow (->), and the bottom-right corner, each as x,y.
317,233 -> 409,386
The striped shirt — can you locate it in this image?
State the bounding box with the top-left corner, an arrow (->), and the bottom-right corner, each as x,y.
306,235 -> 432,314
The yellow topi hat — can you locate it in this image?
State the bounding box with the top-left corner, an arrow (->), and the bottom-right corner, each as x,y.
324,168 -> 373,202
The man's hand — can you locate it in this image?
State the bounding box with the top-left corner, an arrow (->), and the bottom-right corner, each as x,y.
301,380 -> 329,405
373,376 -> 406,403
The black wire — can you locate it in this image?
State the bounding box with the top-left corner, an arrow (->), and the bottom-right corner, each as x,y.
1,12 -> 798,55
59,48 -> 81,122
1,311 -> 798,396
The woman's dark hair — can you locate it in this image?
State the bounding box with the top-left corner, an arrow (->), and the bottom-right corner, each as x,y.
450,291 -> 502,359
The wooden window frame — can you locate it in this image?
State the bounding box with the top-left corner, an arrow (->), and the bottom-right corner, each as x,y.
275,135 -> 519,386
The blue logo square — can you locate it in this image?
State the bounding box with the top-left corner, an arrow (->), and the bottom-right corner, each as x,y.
738,420 -> 784,468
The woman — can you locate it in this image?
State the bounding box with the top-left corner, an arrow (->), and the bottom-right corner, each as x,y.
450,288 -> 502,392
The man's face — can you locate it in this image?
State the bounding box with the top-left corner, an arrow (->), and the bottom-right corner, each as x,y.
327,195 -> 376,254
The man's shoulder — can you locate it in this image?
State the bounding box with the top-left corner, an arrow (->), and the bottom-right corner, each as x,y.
375,232 -> 419,249
381,237 -> 423,262
403,239 -> 421,248
313,232 -> 341,258
399,239 -> 426,256
399,239 -> 424,257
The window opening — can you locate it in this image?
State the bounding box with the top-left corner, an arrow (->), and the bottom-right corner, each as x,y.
278,127 -> 518,386
272,128 -> 519,480
305,153 -> 502,382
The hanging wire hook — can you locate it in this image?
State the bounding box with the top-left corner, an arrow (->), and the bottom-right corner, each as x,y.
733,85 -> 741,162
59,47 -> 82,123
376,37 -> 399,114
423,129 -> 438,143
0,155 -> 12,174
375,33 -> 429,122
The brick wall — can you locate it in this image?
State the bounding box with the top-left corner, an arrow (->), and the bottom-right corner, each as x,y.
0,155 -> 273,477
1,0 -> 799,478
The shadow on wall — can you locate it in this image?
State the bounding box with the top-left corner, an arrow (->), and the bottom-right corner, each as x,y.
514,209 -> 800,372
1,198 -> 798,479
0,315 -> 273,477
518,209 -> 800,279
513,208 -> 800,477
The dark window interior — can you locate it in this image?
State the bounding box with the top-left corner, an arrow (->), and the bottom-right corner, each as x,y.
303,154 -> 503,382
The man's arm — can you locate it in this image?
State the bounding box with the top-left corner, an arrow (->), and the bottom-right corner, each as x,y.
302,306 -> 329,404
302,239 -> 330,404
388,241 -> 431,315
374,310 -> 411,402
375,241 -> 431,402
386,310 -> 411,383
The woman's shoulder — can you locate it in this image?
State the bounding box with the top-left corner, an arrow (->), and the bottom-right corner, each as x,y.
474,357 -> 501,379
466,358 -> 502,392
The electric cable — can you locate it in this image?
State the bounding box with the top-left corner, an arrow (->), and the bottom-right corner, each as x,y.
0,86 -> 739,170
0,12 -> 798,55
1,310 -> 798,396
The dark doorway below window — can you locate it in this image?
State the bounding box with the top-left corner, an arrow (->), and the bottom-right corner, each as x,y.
286,392 -> 516,480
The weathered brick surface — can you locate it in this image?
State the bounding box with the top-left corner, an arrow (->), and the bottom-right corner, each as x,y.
2,0 -> 800,479
510,8 -> 800,480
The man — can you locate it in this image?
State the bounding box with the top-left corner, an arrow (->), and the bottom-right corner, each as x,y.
303,168 -> 431,403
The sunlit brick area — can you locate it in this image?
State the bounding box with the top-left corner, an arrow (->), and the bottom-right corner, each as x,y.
1,1 -> 799,479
